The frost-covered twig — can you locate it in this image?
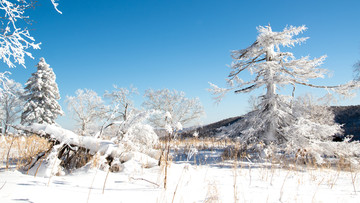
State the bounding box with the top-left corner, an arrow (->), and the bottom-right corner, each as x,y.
0,181 -> 6,190
129,177 -> 160,187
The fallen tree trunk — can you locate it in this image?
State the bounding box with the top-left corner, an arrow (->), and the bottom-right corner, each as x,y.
13,124 -> 116,172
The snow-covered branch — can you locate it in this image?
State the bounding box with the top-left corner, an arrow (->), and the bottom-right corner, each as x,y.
0,0 -> 61,68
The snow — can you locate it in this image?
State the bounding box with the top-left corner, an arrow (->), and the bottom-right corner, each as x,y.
1,127 -> 359,202
0,161 -> 359,202
16,123 -> 115,155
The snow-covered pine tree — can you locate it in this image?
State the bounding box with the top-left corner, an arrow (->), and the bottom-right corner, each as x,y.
209,25 -> 358,152
21,58 -> 63,125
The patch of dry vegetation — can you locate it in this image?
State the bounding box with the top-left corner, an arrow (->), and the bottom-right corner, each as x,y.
0,134 -> 51,170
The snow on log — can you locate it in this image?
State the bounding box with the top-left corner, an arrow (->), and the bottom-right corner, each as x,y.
14,123 -> 116,155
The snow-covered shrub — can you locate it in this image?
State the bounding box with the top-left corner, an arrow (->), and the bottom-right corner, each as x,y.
123,123 -> 158,150
101,110 -> 160,160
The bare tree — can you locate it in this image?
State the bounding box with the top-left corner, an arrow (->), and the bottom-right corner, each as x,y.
66,89 -> 108,136
104,85 -> 138,122
0,78 -> 24,135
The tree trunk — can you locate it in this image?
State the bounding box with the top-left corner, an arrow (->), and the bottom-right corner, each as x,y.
264,47 -> 277,143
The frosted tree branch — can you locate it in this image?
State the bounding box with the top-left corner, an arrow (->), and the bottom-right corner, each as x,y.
51,0 -> 62,14
0,0 -> 61,68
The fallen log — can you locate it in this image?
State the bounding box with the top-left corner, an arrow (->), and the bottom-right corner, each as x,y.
13,124 -> 117,172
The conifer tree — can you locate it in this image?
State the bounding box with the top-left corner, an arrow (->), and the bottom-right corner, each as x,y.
21,58 -> 63,125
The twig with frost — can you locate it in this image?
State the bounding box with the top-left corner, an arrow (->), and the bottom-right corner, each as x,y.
129,177 -> 160,187
87,168 -> 99,203
350,165 -> 358,194
279,170 -> 290,203
102,169 -> 110,194
312,177 -> 325,202
0,181 -> 6,190
171,165 -> 189,203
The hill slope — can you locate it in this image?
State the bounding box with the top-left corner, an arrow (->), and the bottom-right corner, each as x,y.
182,105 -> 360,141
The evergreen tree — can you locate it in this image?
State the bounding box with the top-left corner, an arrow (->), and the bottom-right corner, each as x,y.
21,58 -> 63,125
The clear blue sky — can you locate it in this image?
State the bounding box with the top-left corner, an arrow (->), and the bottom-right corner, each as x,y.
5,0 -> 360,129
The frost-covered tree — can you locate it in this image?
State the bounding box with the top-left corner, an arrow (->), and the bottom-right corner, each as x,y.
104,85 -> 138,122
143,88 -> 204,189
99,85 -> 139,138
0,78 -> 24,135
143,88 -> 204,130
66,89 -> 108,136
21,58 -> 63,125
209,25 -> 358,149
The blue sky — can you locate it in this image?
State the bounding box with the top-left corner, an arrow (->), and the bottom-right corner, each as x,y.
5,0 -> 360,129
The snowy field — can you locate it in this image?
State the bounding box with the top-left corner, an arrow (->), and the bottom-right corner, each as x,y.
1,149 -> 359,203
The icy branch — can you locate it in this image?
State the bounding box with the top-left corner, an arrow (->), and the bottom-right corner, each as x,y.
51,0 -> 62,14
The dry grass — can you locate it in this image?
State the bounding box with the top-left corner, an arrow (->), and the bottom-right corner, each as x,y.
204,181 -> 220,203
0,134 -> 51,170
163,137 -> 237,150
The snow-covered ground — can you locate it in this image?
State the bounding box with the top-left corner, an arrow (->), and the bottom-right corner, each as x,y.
1,132 -> 359,203
1,160 -> 359,203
